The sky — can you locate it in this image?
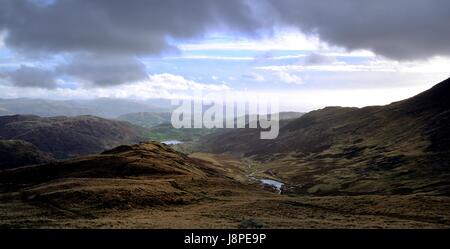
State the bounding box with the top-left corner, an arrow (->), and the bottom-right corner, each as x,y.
0,0 -> 450,111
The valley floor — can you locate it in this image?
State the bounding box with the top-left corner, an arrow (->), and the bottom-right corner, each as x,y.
2,191 -> 450,228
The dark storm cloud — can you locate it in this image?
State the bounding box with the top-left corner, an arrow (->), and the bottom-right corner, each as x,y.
0,0 -> 265,55
1,0 -> 449,59
267,0 -> 450,60
5,65 -> 58,89
60,55 -> 148,86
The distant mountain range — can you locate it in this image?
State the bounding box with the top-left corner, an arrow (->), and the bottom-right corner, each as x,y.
117,111 -> 304,128
0,98 -> 171,118
193,78 -> 450,195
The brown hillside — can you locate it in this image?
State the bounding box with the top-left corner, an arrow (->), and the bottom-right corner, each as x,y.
0,115 -> 148,159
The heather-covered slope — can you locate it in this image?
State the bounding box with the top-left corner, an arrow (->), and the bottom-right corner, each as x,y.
0,140 -> 54,170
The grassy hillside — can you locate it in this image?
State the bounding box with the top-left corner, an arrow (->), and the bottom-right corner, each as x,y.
145,123 -> 217,142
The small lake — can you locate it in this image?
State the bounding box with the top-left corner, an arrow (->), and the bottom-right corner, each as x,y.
260,179 -> 284,191
161,140 -> 184,145
249,177 -> 284,194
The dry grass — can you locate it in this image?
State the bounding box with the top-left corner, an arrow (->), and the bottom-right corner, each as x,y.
2,151 -> 450,229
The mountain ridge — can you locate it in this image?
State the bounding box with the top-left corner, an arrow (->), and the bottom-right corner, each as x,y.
192,78 -> 450,195
0,98 -> 170,118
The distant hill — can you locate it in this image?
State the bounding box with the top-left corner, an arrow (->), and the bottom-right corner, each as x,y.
118,111 -> 304,142
117,112 -> 215,141
146,123 -> 217,142
0,115 -> 149,159
194,78 -> 450,195
277,112 -> 305,120
117,112 -> 172,128
0,98 -> 171,118
0,140 -> 55,170
0,98 -> 94,117
69,98 -> 170,118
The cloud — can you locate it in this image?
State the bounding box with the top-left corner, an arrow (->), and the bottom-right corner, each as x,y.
163,55 -> 255,61
256,57 -> 450,74
3,65 -> 58,89
276,72 -> 303,84
0,72 -> 231,99
242,72 -> 265,81
1,0 -> 450,61
147,73 -> 230,91
266,0 -> 450,60
0,0 -> 268,89
256,63 -> 396,73
0,31 -> 6,49
303,53 -> 336,65
0,0 -> 265,56
60,55 -> 147,87
1,58 -> 234,90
